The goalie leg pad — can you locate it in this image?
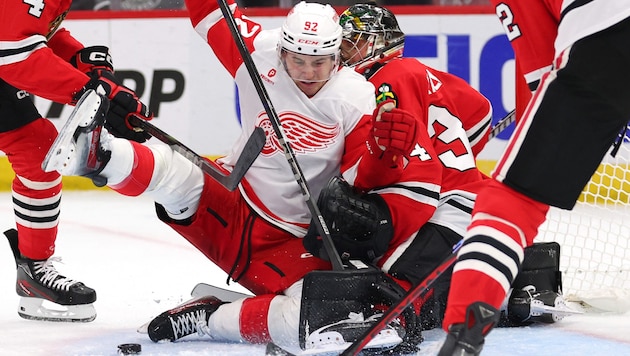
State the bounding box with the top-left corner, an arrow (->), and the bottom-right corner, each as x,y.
298,268 -> 421,353
512,242 -> 562,293
387,223 -> 461,331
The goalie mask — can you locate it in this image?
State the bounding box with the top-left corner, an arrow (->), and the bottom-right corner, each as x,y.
339,4 -> 405,76
279,1 -> 342,84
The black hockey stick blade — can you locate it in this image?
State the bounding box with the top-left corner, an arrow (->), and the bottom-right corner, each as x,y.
340,240 -> 463,356
216,0 -> 344,271
128,116 -> 265,191
489,109 -> 516,139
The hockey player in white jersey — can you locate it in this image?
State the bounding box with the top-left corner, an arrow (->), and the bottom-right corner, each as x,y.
44,0 -> 420,353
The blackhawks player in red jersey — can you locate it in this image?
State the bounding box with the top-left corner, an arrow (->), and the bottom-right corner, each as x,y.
438,1 -> 630,355
334,2 -> 492,330
43,1 -> 427,353
331,3 -> 571,342
0,0 -> 152,321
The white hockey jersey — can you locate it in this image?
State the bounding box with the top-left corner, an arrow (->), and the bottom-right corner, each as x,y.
187,0 -> 376,236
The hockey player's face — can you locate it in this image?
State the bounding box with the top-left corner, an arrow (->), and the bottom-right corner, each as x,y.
282,51 -> 337,97
340,34 -> 370,65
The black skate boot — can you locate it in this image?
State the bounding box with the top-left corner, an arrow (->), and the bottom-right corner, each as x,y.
5,229 -> 97,322
304,312 -> 404,354
438,302 -> 500,356
506,286 -> 580,325
148,295 -> 224,342
42,89 -> 111,186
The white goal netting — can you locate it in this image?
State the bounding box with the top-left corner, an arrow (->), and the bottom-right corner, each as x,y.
535,124 -> 630,312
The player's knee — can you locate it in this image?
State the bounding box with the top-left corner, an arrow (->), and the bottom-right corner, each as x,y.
477,180 -> 549,243
149,145 -> 203,220
24,119 -> 58,155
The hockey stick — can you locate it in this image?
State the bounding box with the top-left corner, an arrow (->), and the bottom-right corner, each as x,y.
489,109 -> 516,139
217,0 -> 344,271
128,116 -> 265,192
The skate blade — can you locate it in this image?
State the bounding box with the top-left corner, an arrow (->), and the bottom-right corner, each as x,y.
531,300 -> 584,316
295,328 -> 401,355
42,89 -> 104,174
18,297 -> 97,323
137,320 -> 150,334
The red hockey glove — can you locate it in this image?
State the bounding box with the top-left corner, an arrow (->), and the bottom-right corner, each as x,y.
78,70 -> 153,143
70,46 -> 114,74
371,100 -> 417,160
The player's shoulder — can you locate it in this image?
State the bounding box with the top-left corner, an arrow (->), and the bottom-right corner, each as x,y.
328,67 -> 374,95
384,57 -> 426,71
254,28 -> 280,48
5,0 -> 69,35
314,67 -> 374,117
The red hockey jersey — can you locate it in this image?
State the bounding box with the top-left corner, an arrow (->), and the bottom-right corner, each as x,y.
492,0 -> 630,117
0,0 -> 88,103
367,58 -> 492,262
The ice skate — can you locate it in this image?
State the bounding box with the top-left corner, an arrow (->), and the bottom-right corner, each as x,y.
265,312 -> 404,356
304,312 -> 403,354
147,295 -> 224,342
506,286 -> 581,324
5,229 -> 97,322
42,89 -> 111,185
438,302 -> 500,356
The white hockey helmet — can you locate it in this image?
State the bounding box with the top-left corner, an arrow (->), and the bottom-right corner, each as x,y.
279,2 -> 342,56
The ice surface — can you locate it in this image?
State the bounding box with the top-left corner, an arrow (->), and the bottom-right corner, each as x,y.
1,191 -> 629,355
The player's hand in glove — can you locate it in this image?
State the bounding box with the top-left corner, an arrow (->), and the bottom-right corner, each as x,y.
71,45 -> 114,74
370,100 -> 417,163
78,70 -> 153,143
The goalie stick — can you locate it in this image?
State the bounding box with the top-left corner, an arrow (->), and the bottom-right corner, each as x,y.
128,116 -> 265,192
217,0 -> 344,271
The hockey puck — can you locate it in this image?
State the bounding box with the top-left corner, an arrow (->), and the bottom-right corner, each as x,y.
117,343 -> 141,355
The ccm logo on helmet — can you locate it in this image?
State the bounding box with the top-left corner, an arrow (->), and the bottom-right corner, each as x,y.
298,39 -> 320,45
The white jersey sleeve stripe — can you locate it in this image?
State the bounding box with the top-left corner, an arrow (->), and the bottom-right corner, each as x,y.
0,35 -> 47,66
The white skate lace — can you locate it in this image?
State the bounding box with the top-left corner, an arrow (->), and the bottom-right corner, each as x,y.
32,257 -> 78,292
170,309 -> 211,339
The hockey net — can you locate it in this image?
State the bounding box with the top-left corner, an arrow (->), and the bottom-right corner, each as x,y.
534,123 -> 630,312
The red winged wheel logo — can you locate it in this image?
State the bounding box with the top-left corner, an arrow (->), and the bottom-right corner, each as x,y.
257,112 -> 340,156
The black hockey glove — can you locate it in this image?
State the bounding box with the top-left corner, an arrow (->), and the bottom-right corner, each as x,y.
77,70 -> 153,143
70,45 -> 114,74
303,176 -> 393,263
